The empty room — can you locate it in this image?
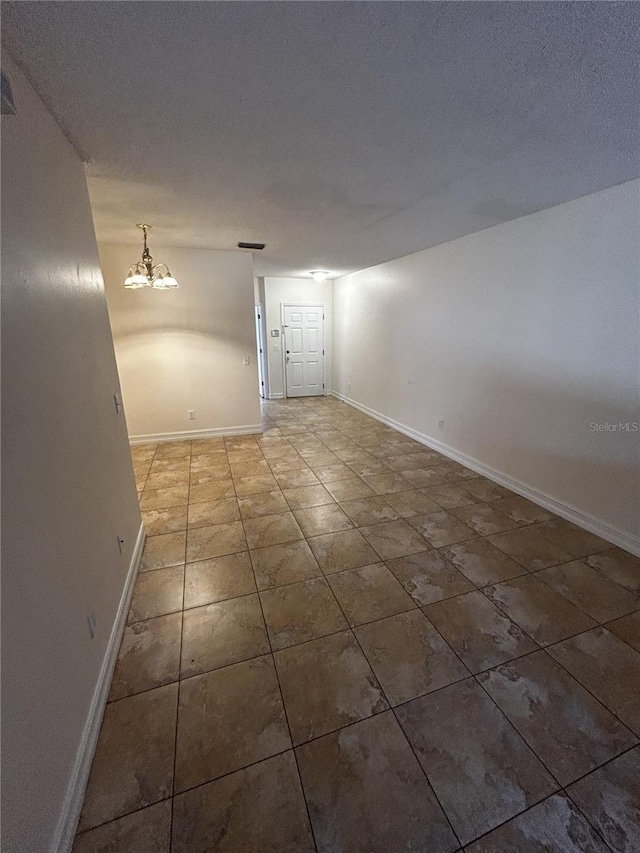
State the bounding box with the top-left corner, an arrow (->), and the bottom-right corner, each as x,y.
2,2 -> 639,852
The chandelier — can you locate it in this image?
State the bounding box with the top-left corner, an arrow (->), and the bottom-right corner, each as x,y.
124,224 -> 179,289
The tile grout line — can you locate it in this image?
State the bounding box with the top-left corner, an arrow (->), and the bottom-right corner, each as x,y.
96,401 -> 636,847
561,747 -> 639,853
107,603 -> 639,768
169,437 -> 192,849
258,428 -> 471,845
294,414 -> 638,848
252,569 -> 321,852
324,572 -> 465,850
390,597 -> 569,846
237,453 -> 321,853
132,438 -> 162,503
464,578 -> 640,742
141,439 -> 637,647
76,694 -> 636,845
467,646 -> 638,843
530,562 -> 640,624
285,513 -> 465,844
538,644 -> 640,742
133,441 -> 157,496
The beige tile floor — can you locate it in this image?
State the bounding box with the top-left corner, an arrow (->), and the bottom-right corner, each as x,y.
74,397 -> 640,852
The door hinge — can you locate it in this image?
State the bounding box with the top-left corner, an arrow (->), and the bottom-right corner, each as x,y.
258,313 -> 261,319
322,349 -> 325,355
259,348 -> 263,353
322,383 -> 325,389
261,381 -> 264,386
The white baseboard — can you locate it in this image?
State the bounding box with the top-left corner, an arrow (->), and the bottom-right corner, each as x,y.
53,522 -> 146,852
268,393 -> 285,400
331,391 -> 640,556
129,424 -> 264,444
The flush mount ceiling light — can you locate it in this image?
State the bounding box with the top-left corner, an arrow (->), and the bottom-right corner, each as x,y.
310,270 -> 329,282
124,224 -> 179,290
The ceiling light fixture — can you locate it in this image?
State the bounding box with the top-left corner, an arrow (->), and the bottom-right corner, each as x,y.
310,270 -> 329,282
124,224 -> 179,290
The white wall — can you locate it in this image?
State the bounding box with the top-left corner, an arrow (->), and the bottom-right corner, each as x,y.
263,276 -> 333,398
100,246 -> 261,439
333,181 -> 640,549
2,56 -> 142,852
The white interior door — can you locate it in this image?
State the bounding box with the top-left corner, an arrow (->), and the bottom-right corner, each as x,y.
283,305 -> 324,397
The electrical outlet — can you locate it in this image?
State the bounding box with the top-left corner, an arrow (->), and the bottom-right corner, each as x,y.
243,355 -> 251,365
438,419 -> 445,430
87,612 -> 97,639
188,409 -> 196,420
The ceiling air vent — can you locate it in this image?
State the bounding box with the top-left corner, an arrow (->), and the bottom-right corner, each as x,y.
237,242 -> 265,250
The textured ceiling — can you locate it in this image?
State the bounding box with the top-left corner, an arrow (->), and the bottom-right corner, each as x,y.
3,1 -> 639,278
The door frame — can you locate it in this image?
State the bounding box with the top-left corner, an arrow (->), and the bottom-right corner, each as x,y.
255,304 -> 268,399
280,302 -> 326,398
